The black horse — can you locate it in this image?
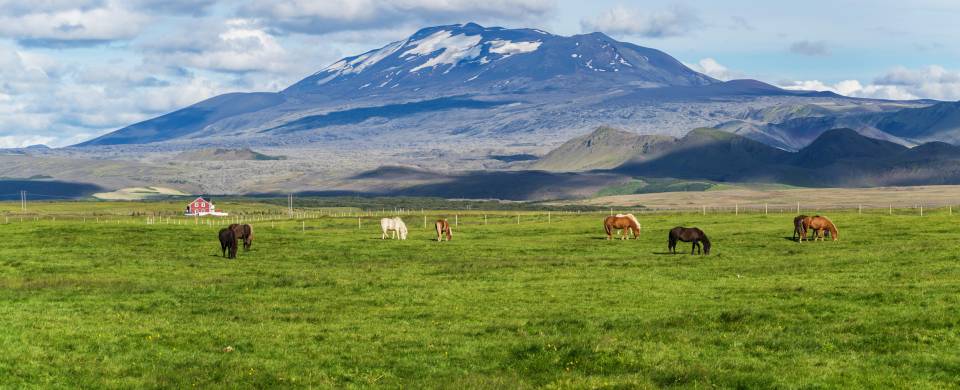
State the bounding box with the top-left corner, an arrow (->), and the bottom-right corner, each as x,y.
793,215 -> 809,242
218,228 -> 238,259
668,227 -> 711,255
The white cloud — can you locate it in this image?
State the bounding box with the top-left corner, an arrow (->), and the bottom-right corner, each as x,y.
0,135 -> 57,148
240,0 -> 556,35
684,58 -> 740,81
781,65 -> 960,101
0,1 -> 148,46
580,5 -> 701,38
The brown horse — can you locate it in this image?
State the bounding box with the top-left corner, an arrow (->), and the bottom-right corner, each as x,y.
603,214 -> 641,240
793,215 -> 810,242
668,227 -> 711,255
228,223 -> 254,250
218,228 -> 237,259
807,216 -> 838,241
435,219 -> 452,241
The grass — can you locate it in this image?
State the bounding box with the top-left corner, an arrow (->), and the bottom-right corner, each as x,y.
596,179 -> 717,197
0,202 -> 958,388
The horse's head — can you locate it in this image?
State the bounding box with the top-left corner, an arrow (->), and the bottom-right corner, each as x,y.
701,235 -> 711,255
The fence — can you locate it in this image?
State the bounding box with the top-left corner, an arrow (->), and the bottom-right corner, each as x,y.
0,201 -> 956,230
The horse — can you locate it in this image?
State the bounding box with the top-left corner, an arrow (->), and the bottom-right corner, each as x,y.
228,223 -> 254,250
435,219 -> 452,241
603,213 -> 641,240
793,215 -> 810,242
380,217 -> 408,240
218,228 -> 237,259
668,227 -> 711,255
808,215 -> 839,241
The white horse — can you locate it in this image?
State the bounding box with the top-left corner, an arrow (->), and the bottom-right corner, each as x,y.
380,217 -> 408,240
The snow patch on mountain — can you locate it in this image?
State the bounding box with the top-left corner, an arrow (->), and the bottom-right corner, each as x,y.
488,39 -> 542,56
315,39 -> 408,84
402,31 -> 483,72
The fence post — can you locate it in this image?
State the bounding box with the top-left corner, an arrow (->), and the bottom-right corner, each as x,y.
797,202 -> 800,214
889,205 -> 892,215
455,215 -> 458,226
764,203 -> 768,215
358,216 -> 361,229
424,215 -> 427,229
302,221 -> 305,232
920,205 -> 923,216
517,215 -> 520,224
484,215 -> 487,225
859,204 -> 862,215
735,204 -> 738,215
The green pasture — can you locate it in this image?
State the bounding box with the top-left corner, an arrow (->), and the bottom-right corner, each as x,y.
0,202 -> 958,388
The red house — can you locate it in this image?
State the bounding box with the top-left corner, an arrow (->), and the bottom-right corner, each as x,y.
185,197 -> 215,215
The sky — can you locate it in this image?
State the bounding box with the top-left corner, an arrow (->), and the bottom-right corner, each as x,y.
1,0 -> 959,148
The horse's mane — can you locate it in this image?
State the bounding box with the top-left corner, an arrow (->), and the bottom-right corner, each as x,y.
616,213 -> 640,228
820,216 -> 838,235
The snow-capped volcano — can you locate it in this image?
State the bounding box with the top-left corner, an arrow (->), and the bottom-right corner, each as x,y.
283,23 -> 716,97
79,23 -> 812,149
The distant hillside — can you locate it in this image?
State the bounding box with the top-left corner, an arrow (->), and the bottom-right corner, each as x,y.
175,148 -> 284,161
609,127 -> 960,187
531,126 -> 674,171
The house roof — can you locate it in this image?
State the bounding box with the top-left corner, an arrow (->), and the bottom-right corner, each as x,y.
191,196 -> 212,203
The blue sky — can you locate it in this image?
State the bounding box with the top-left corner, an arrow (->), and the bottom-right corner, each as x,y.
1,0 -> 959,147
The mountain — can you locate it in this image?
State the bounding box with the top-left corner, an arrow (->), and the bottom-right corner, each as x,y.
285,23 -> 717,98
73,22 -> 848,153
525,126 -> 960,189
37,23 -> 960,199
712,100 -> 959,151
531,126 -> 674,171
792,128 -> 907,164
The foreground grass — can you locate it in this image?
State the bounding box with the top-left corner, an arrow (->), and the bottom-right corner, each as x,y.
0,207 -> 958,388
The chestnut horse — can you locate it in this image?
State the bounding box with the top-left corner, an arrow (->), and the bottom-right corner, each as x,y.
435,219 -> 452,241
218,228 -> 237,259
793,215 -> 810,242
228,223 -> 254,250
668,227 -> 711,255
603,213 -> 641,240
808,216 -> 838,241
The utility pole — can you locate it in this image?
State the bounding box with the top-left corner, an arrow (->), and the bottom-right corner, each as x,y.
287,194 -> 293,216
20,190 -> 26,211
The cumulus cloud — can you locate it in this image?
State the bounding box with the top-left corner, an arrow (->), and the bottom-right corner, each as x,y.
142,19 -> 293,74
580,4 -> 701,38
239,0 -> 556,35
780,66 -> 960,101
788,40 -> 830,56
0,1 -> 148,47
684,58 -> 741,81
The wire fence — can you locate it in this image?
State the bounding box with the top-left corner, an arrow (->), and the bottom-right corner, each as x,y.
0,201 -> 957,230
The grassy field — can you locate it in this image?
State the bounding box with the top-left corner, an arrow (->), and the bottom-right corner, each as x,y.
0,202 -> 958,388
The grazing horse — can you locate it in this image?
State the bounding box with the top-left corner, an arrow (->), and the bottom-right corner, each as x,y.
380,217 -> 408,240
218,228 -> 237,259
793,215 -> 810,242
668,227 -> 711,255
228,223 -> 254,250
603,213 -> 641,240
808,216 -> 839,241
435,219 -> 452,241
